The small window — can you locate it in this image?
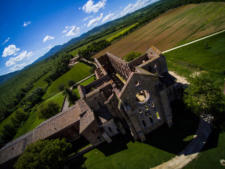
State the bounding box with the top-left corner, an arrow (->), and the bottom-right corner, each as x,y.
149,117 -> 153,123
108,127 -> 112,133
156,112 -> 160,120
136,81 -> 140,87
142,120 -> 146,127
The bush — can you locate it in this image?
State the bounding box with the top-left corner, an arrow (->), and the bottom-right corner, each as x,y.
14,139 -> 72,169
38,102 -> 60,119
123,52 -> 142,62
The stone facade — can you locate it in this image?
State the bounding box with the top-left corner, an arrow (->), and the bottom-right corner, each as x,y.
0,46 -> 181,167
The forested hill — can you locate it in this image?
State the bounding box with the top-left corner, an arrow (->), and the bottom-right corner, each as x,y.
0,0 -> 224,123
0,71 -> 18,85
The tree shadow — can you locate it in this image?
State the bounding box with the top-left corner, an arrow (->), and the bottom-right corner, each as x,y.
67,155 -> 87,169
201,129 -> 219,152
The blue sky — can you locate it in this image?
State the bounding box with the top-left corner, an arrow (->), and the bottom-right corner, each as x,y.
0,0 -> 158,75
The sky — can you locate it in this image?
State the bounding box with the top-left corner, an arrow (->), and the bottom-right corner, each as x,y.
0,0 -> 158,76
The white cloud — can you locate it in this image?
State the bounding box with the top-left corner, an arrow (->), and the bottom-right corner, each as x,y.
2,44 -> 20,57
83,15 -> 93,22
120,0 -> 159,17
102,13 -> 114,23
5,50 -> 33,67
82,0 -> 106,13
62,26 -> 80,37
10,63 -> 27,71
87,13 -> 103,27
23,21 -> 31,27
2,37 -> 10,45
43,35 -> 55,43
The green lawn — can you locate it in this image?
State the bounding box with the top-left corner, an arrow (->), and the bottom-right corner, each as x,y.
184,131 -> 225,169
165,31 -> 225,85
44,62 -> 93,99
43,92 -> 65,109
72,76 -> 96,98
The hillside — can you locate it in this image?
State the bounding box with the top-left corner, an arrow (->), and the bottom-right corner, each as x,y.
0,71 -> 18,85
94,2 -> 225,58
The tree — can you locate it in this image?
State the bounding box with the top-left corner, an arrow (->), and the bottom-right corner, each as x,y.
38,102 -> 60,119
1,123 -> 16,142
64,88 -> 78,105
26,88 -> 44,107
14,139 -> 72,169
11,109 -> 28,128
184,74 -> 225,128
123,52 -> 142,62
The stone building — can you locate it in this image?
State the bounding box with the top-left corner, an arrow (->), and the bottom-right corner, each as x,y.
0,46 -> 181,167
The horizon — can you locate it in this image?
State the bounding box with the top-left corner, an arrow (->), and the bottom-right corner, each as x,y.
0,0 -> 159,76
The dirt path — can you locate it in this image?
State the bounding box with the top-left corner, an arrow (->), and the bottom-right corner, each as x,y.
151,119 -> 212,169
162,29 -> 225,54
169,71 -> 189,84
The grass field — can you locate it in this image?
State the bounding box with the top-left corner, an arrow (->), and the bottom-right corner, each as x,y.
44,62 -> 93,99
94,2 -> 225,58
165,30 -> 225,85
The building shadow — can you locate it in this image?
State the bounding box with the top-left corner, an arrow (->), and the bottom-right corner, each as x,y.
96,134 -> 130,156
144,99 -> 200,154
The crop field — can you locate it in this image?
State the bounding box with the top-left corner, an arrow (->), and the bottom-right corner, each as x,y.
68,23 -> 138,57
106,23 -> 138,42
44,62 -> 93,99
94,2 -> 225,58
165,30 -> 225,85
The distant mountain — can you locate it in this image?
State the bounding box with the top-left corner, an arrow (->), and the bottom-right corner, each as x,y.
0,71 -> 19,85
35,45 -> 64,62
